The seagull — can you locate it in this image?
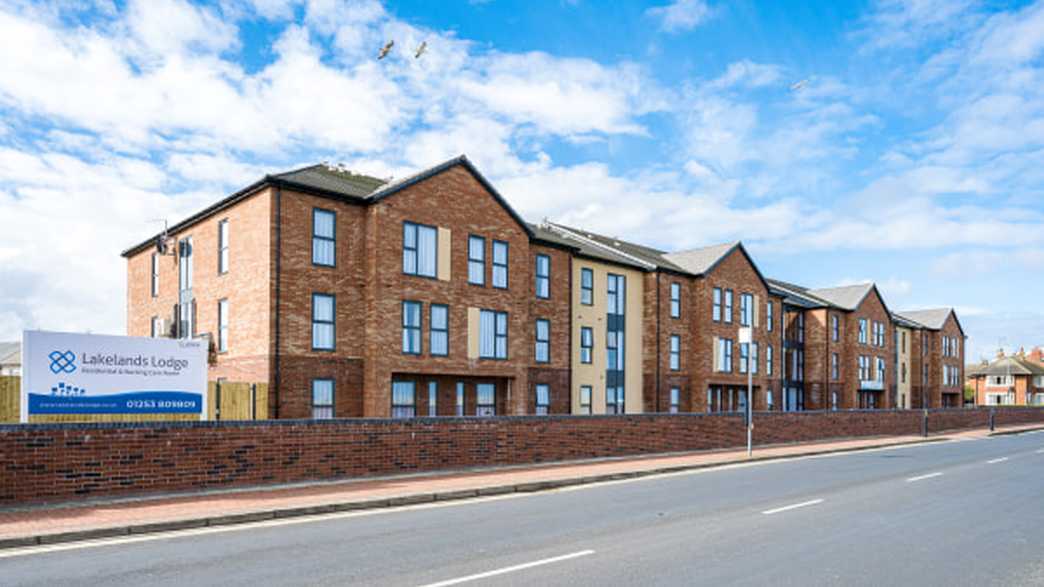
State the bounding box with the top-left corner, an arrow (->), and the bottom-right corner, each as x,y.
789,79 -> 808,92
414,41 -> 427,59
378,40 -> 394,60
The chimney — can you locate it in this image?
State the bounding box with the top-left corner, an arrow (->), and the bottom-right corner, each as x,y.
996,348 -> 1006,359
1018,346 -> 1026,358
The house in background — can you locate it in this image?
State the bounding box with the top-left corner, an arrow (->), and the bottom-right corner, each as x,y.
0,342 -> 20,376
966,349 -> 1044,406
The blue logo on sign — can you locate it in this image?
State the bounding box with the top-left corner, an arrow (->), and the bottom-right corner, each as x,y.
49,350 -> 77,374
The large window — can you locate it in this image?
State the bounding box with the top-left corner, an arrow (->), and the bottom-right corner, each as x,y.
669,387 -> 680,414
535,384 -> 550,415
312,379 -> 334,419
479,310 -> 508,359
580,268 -> 593,305
476,383 -> 496,416
669,335 -> 681,370
217,299 -> 229,353
535,319 -> 550,363
151,253 -> 159,297
535,254 -> 550,299
712,287 -> 722,321
718,338 -> 733,372
740,293 -> 753,327
876,357 -> 886,382
859,355 -> 870,381
724,289 -> 734,323
751,343 -> 759,374
492,240 -> 509,288
218,219 -> 230,274
391,381 -> 415,418
739,342 -> 749,374
468,235 -> 485,285
579,385 -> 592,414
312,293 -> 335,350
428,381 -> 438,416
312,209 -> 335,267
403,221 -> 437,277
402,301 -> 422,354
670,282 -> 681,318
430,304 -> 448,356
580,327 -> 593,364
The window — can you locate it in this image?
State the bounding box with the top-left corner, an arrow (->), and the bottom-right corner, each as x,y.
832,315 -> 839,341
178,237 -> 193,291
876,357 -> 885,382
402,301 -> 422,354
535,384 -> 550,415
581,268 -> 594,305
580,386 -> 592,414
740,293 -> 753,327
797,313 -> 805,343
479,310 -> 508,359
476,383 -> 496,416
859,319 -> 868,344
792,350 -> 805,381
312,379 -> 334,419
580,327 -> 593,364
859,356 -> 870,381
391,381 -> 415,418
535,254 -> 550,299
751,343 -> 759,374
669,387 -> 680,414
901,362 -> 907,384
901,331 -> 907,353
312,294 -> 335,351
767,302 -> 774,332
724,289 -> 734,323
218,219 -> 229,274
669,335 -> 681,370
535,319 -> 550,363
150,253 -> 159,297
739,343 -> 749,374
713,288 -> 722,321
670,283 -> 681,318
456,382 -> 465,416
492,240 -> 508,288
718,338 -> 733,372
831,391 -> 839,411
468,235 -> 485,285
217,299 -> 229,353
832,353 -> 839,380
151,316 -> 162,338
430,304 -> 448,356
767,345 -> 774,376
403,222 -> 437,277
428,381 -> 438,417
312,209 -> 335,267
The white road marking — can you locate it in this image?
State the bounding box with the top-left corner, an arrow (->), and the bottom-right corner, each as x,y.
418,550 -> 595,587
907,472 -> 944,482
987,457 -> 1009,464
762,499 -> 824,515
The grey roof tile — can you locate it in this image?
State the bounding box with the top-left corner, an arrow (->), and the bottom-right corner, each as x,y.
896,308 -> 953,330
272,164 -> 387,199
807,283 -> 874,311
662,242 -> 738,275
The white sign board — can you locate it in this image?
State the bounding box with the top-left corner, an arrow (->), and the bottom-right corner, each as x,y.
21,330 -> 208,422
738,327 -> 753,344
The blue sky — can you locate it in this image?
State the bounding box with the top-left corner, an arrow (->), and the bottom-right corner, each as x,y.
0,0 -> 1042,360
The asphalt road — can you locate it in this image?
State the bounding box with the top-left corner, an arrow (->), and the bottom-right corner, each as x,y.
3,431 -> 1043,586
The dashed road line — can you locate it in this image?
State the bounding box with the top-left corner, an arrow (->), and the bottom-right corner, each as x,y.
762,499 -> 825,515
987,457 -> 1009,464
419,550 -> 595,587
907,472 -> 944,482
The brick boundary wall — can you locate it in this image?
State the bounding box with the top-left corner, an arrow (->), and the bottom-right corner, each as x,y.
1,408 -> 1042,505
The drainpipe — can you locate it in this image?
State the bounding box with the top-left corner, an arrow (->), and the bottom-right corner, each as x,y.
655,272 -> 661,412
273,185 -> 282,419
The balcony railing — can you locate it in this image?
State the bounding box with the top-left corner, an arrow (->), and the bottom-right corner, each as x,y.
860,379 -> 885,391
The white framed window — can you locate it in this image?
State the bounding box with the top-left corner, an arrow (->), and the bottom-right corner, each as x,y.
535,254 -> 550,299
670,282 -> 681,318
535,319 -> 550,363
468,235 -> 485,285
312,293 -> 335,351
669,387 -> 680,413
392,381 -> 415,418
312,379 -> 334,419
535,384 -> 550,415
218,218 -> 229,274
430,304 -> 448,356
217,299 -> 229,353
492,240 -> 508,288
670,335 -> 681,370
312,209 -> 335,267
403,221 -> 437,277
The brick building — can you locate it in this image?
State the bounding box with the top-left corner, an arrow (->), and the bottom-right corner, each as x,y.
124,155 -> 966,418
966,349 -> 1044,406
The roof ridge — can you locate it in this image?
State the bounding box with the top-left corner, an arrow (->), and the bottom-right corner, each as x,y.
544,223 -> 657,270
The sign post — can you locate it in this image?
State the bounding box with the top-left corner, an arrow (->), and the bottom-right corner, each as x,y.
21,330 -> 208,422
739,326 -> 753,457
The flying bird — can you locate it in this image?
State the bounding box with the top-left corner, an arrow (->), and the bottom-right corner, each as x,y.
414,41 -> 427,59
789,79 -> 808,92
378,40 -> 394,60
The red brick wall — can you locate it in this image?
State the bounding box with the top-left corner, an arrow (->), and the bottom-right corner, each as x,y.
843,288 -> 895,409
642,272 -> 699,413
5,408 -> 1042,505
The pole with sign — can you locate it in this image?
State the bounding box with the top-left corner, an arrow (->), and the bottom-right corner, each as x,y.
739,326 -> 753,457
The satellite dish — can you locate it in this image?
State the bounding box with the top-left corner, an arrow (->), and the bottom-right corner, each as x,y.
156,235 -> 169,255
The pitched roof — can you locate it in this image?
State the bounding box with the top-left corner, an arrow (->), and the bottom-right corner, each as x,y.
271,164 -> 386,199
969,355 -> 1044,377
533,223 -> 658,271
0,341 -> 20,366
895,308 -> 954,331
807,283 -> 874,311
542,222 -> 689,273
663,243 -> 738,275
891,312 -> 925,329
766,278 -> 830,309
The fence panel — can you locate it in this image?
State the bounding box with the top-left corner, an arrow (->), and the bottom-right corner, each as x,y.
0,376 -> 19,422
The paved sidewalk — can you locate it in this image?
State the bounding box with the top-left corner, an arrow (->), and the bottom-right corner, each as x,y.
1,423 -> 1040,548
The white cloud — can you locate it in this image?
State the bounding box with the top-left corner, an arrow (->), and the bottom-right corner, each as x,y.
646,0 -> 713,33
124,0 -> 239,57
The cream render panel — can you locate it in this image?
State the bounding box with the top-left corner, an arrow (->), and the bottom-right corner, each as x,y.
437,227 -> 452,281
570,259 -> 644,414
466,307 -> 480,359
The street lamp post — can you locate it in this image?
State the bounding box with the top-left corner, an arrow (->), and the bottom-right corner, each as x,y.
740,326 -> 753,457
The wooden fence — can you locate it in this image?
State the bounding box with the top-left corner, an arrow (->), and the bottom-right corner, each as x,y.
0,376 -> 266,423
